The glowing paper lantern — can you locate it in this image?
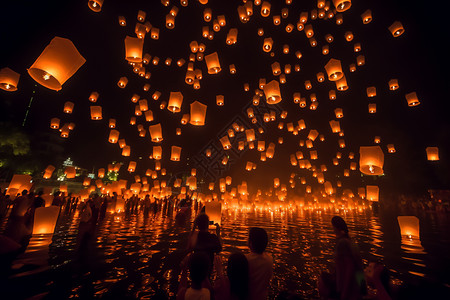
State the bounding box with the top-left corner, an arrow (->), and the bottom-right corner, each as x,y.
389,21 -> 405,37
426,147 -> 439,161
171,146 -> 182,161
65,166 -> 76,178
361,9 -> 372,24
333,0 -> 351,12
0,67 -> 20,91
128,161 -> 136,172
32,206 -> 60,235
88,0 -> 104,12
189,101 -> 207,125
124,36 -> 144,63
205,201 -> 222,226
359,146 -> 384,175
263,80 -> 282,104
397,216 -> 420,238
168,92 -> 183,113
205,52 -> 221,74
109,130 -> 119,143
405,92 -> 420,107
153,146 -> 162,160
43,165 -> 55,179
90,106 -> 102,120
324,58 -> 343,81
149,123 -> 163,142
28,37 -> 86,91
220,136 -> 231,150
263,38 -> 273,52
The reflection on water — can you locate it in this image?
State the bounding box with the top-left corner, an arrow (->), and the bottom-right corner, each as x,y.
3,205 -> 450,299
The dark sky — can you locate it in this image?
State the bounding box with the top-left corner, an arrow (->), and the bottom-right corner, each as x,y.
1,0 -> 450,195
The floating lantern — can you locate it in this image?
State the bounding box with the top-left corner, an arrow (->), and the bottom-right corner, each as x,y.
261,1 -> 271,17
65,166 -> 76,179
0,67 -> 20,91
108,130 -> 119,143
122,146 -> 130,156
226,28 -> 238,45
117,77 -> 128,88
397,216 -> 420,238
168,91 -> 183,113
324,58 -> 343,81
263,38 -> 273,52
205,52 -> 221,74
33,206 -> 60,235
329,120 -> 341,133
336,75 -> 348,91
368,103 -> 377,113
190,101 -> 207,125
98,168 -> 105,178
128,161 -> 136,172
90,106 -> 102,120
405,92 -> 420,106
367,86 -> 377,97
387,144 -> 396,153
359,146 -> 384,175
216,95 -> 224,106
426,147 -> 439,161
220,136 -> 231,150
389,21 -> 405,37
263,80 -> 282,104
153,146 -> 162,160
88,0 -> 104,12
389,79 -> 399,90
28,37 -> 86,91
124,36 -> 144,63
89,92 -> 99,102
333,0 -> 351,12
43,165 -> 55,179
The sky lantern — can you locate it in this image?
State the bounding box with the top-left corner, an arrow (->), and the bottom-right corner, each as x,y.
333,0 -> 351,12
263,80 -> 282,104
260,1 -> 271,17
65,166 -> 76,179
153,146 -> 162,160
359,146 -> 384,175
89,92 -> 99,102
335,75 -> 348,91
0,67 -> 20,91
387,144 -> 396,153
43,165 -> 55,179
389,79 -> 399,90
189,101 -> 207,125
368,103 -> 377,113
397,216 -> 420,238
109,119 -> 116,128
389,21 -> 405,37
122,146 -> 130,156
361,9 -> 372,24
128,161 -> 136,172
367,86 -> 377,97
117,77 -> 128,88
63,101 -> 74,114
108,130 -> 119,143
98,168 -> 105,178
356,55 -> 365,66
32,206 -> 60,235
150,27 -> 160,39
426,147 -> 439,161
168,92 -> 183,113
88,0 -> 103,12
273,15 -> 281,25
220,136 -> 231,150
216,95 -> 224,106
149,123 -> 163,142
226,28 -> 238,45
171,146 -> 182,161
205,52 -> 221,74
405,92 -> 420,106
366,185 -> 379,201
324,58 -> 343,81
329,120 -> 341,133
118,16 -> 126,26
166,14 -> 175,28
263,38 -> 273,52
28,37 -> 85,91
90,106 -> 102,120
124,36 -> 144,63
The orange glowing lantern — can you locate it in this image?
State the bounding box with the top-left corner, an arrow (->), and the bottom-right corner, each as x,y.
333,0 -> 351,12
261,1 -> 271,17
171,146 -> 182,161
263,38 -> 273,52
108,130 -> 119,143
397,216 -> 420,238
324,58 -> 343,81
124,36 -> 144,63
387,144 -> 396,153
89,91 -> 99,102
43,165 -> 55,179
361,9 -> 372,24
28,37 -> 85,91
205,52 -> 221,74
389,21 -> 405,37
65,166 -> 76,179
128,161 -> 136,172
88,106 -> 102,120
189,101 -> 207,126
389,79 -> 399,90
405,92 -> 420,107
0,67 -> 20,91
122,146 -> 130,157
220,136 -> 231,150
366,185 -> 379,201
149,124 -> 163,142
359,146 -> 384,175
263,80 -> 282,104
32,206 -> 60,235
168,91 -> 183,113
117,77 -> 128,88
426,147 -> 439,161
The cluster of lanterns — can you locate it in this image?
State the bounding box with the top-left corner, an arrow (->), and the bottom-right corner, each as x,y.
0,0 -> 441,205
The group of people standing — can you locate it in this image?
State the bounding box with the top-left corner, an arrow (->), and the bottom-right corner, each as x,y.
176,213 -> 393,300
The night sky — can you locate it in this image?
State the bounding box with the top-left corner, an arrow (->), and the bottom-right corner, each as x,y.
1,0 -> 450,195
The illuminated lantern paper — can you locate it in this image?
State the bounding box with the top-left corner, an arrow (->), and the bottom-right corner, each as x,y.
43,165 -> 55,179
205,52 -> 221,74
88,0 -> 104,12
168,92 -> 183,113
89,92 -> 99,102
153,146 -> 162,160
63,101 -> 74,114
361,9 -> 372,24
109,119 -> 116,128
124,36 -> 144,63
7,174 -> 32,196
171,146 -> 182,161
264,80 -> 282,104
389,79 -> 399,90
98,168 -> 105,178
387,144 -> 396,153
333,0 -> 351,12
65,166 -> 76,178
220,136 -> 231,150
260,1 -> 271,17
189,101 -> 207,125
263,38 -> 273,52
397,216 -> 420,238
28,37 -> 86,91
50,118 -> 60,129
359,146 -> 384,175
90,106 -> 102,120
117,77 -> 128,88
324,58 -> 343,81
32,206 -> 60,235
405,92 -> 420,106
122,146 -> 130,156
336,75 -> 348,91
0,67 -> 20,91
389,21 -> 405,37
128,161 -> 137,172
205,202 -> 222,226
426,147 -> 439,161
109,130 -> 119,143
149,123 -> 163,142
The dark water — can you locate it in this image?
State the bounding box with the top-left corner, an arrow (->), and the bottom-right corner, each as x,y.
3,205 -> 450,299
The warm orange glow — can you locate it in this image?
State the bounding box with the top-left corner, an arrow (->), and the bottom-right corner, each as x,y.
359,146 -> 384,175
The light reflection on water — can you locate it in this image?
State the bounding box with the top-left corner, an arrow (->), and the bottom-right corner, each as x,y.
6,206 -> 450,299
